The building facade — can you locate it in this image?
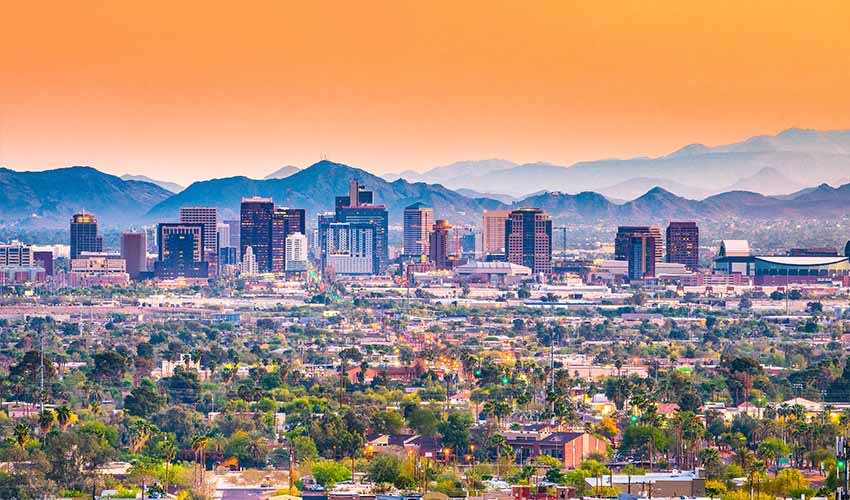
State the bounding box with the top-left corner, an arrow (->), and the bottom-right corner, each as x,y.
482,210 -> 511,256
325,222 -> 377,275
0,241 -> 33,267
615,226 -> 662,263
155,223 -> 208,279
285,232 -> 308,272
505,208 -> 552,274
70,212 -> 103,259
628,232 -> 657,280
120,232 -> 147,280
403,203 -> 434,259
179,207 -> 219,258
272,208 -> 306,273
329,180 -> 388,273
240,198 -> 274,273
666,221 -> 699,270
429,219 -> 454,270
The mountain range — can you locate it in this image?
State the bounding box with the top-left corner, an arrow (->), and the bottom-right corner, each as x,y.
387,128 -> 850,197
3,128 -> 850,229
3,161 -> 850,230
1,167 -> 172,227
120,174 -> 184,193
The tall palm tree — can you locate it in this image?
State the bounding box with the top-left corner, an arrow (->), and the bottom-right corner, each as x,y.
192,435 -> 211,486
161,439 -> 177,493
55,404 -> 74,431
129,420 -> 153,454
38,409 -> 56,435
13,423 -> 30,448
89,399 -> 102,418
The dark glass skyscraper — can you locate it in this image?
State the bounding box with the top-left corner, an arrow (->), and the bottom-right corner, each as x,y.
628,232 -> 657,280
429,219 -> 453,270
272,208 -> 306,273
505,208 -> 552,274
240,197 -> 274,273
70,212 -> 103,259
155,223 -> 208,278
615,226 -> 663,263
666,221 -> 699,270
403,202 -> 434,259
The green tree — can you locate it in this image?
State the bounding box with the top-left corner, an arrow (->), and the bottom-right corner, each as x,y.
125,378 -> 167,417
439,413 -> 472,454
311,459 -> 352,488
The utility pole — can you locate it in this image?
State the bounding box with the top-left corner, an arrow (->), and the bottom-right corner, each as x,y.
40,328 -> 45,414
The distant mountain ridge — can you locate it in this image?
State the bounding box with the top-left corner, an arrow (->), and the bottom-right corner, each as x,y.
146,160 -> 505,225
388,128 -> 850,197
0,166 -> 172,227
121,174 -> 184,193
264,165 -> 301,179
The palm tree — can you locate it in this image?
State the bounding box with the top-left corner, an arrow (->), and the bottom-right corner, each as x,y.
89,399 -> 102,418
55,404 -> 74,431
38,409 -> 56,435
192,435 -> 211,486
161,439 -> 177,493
129,420 -> 153,454
13,423 -> 30,448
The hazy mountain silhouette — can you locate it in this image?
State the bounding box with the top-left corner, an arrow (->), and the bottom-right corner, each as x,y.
0,166 -> 172,227
146,160 -> 504,224
264,165 -> 301,179
389,128 -> 850,197
121,174 -> 184,193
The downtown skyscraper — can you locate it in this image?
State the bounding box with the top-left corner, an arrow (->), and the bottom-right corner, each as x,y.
70,212 -> 103,259
403,202 -> 434,260
505,208 -> 552,274
240,197 -> 274,273
666,221 -> 699,270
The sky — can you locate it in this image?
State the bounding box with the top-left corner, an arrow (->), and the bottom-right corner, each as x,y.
1,0 -> 849,185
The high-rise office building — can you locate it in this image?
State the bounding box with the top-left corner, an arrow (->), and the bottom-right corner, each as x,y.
628,232 -> 657,280
155,223 -> 208,278
325,222 -> 377,275
241,246 -> 258,275
403,203 -> 434,259
666,222 -> 699,270
0,242 -> 33,266
120,232 -> 147,279
180,207 -> 218,274
317,212 -> 337,267
429,220 -> 454,270
285,232 -> 308,272
334,181 -> 388,272
615,226 -> 663,263
482,210 -> 511,255
505,208 -> 552,274
240,197 -> 274,273
272,208 -> 306,273
223,219 -> 241,256
70,212 -> 103,259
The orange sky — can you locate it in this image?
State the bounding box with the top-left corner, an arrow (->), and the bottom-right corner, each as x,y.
2,0 -> 849,184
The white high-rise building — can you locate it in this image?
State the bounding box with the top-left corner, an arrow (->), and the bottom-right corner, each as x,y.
217,223 -> 231,250
241,245 -> 258,275
285,233 -> 308,272
325,223 -> 376,275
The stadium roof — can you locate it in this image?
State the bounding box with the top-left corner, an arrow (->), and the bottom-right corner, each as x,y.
754,256 -> 849,266
720,240 -> 750,257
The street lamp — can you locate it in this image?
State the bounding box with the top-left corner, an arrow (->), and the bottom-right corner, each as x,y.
443,447 -> 451,464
